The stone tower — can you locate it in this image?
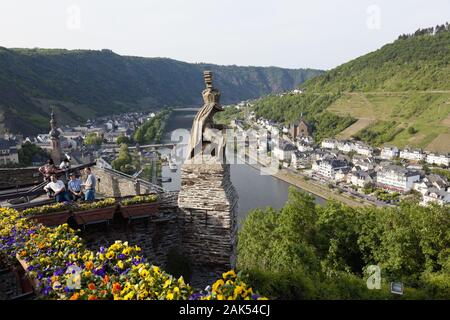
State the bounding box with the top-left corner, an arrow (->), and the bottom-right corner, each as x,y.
49,109 -> 62,165
178,71 -> 238,269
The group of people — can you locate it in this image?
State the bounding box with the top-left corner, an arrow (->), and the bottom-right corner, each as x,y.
39,158 -> 97,203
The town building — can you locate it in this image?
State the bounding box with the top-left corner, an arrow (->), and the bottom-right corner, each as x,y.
0,138 -> 19,165
380,146 -> 399,160
291,150 -> 310,169
288,118 -> 310,140
273,139 -> 297,162
376,165 -> 420,193
426,153 -> 449,167
399,148 -> 425,161
321,138 -> 337,150
347,170 -> 375,188
354,142 -> 373,156
312,157 -> 349,179
421,188 -> 450,206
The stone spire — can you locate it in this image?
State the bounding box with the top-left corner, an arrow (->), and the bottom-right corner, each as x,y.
49,108 -> 60,139
202,71 -> 221,105
49,108 -> 62,164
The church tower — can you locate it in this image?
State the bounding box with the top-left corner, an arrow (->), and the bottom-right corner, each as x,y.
49,109 -> 62,165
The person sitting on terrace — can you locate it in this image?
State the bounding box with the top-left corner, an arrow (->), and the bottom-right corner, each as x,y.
68,172 -> 84,202
39,159 -> 62,182
44,174 -> 71,203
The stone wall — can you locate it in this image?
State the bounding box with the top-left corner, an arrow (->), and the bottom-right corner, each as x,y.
81,192 -> 181,270
178,159 -> 238,270
0,167 -> 41,190
92,166 -> 155,197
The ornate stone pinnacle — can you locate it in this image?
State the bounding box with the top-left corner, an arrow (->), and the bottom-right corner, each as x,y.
203,70 -> 213,89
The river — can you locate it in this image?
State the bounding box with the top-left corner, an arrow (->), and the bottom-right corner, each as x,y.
159,109 -> 326,224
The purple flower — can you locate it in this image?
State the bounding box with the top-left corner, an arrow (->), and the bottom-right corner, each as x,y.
54,268 -> 64,276
99,246 -> 106,253
189,293 -> 203,300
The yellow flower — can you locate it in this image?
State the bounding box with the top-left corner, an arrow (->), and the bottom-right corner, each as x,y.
122,247 -> 132,256
233,285 -> 244,298
163,279 -> 172,289
173,287 -> 180,294
217,294 -> 225,300
166,292 -> 174,300
124,292 -> 135,300
106,251 -> 115,260
222,270 -> 236,279
84,271 -> 92,277
117,261 -> 124,269
152,266 -> 160,274
138,267 -> 149,278
212,279 -> 224,293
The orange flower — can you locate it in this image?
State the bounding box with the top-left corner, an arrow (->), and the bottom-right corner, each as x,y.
88,295 -> 97,300
103,275 -> 110,284
112,282 -> 121,293
88,283 -> 96,290
69,293 -> 80,300
101,290 -> 108,296
20,250 -> 27,257
85,261 -> 94,270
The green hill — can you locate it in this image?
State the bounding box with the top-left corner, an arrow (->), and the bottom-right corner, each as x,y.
253,24 -> 450,151
0,48 -> 323,134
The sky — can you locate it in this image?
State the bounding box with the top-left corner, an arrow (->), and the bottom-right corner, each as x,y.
0,0 -> 449,70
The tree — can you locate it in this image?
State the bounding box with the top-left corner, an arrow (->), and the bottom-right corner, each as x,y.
112,143 -> 134,174
116,135 -> 132,145
84,133 -> 103,146
18,142 -> 49,167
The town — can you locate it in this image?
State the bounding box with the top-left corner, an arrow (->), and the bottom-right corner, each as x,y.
227,99 -> 450,207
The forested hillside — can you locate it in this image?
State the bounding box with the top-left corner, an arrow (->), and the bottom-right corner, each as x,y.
0,48 -> 323,134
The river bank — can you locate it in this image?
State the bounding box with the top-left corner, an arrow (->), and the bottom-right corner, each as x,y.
242,151 -> 375,207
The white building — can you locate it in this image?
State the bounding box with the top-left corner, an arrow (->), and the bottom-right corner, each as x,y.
380,146 -> 399,160
376,166 -> 421,193
399,148 -> 425,161
421,188 -> 450,206
321,138 -> 337,150
291,151 -> 310,169
336,140 -> 355,153
273,140 -> 297,162
426,153 -> 449,167
312,157 -> 349,179
352,157 -> 374,171
347,170 -> 375,188
354,142 -> 373,156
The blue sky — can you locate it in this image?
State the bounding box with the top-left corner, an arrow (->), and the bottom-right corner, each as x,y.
0,0 -> 449,70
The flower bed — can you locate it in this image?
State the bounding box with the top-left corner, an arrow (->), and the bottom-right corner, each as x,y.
120,195 -> 159,219
72,198 -> 117,225
22,203 -> 72,227
0,207 -> 267,300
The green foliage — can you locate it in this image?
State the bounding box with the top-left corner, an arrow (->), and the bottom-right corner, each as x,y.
134,110 -> 171,144
84,133 -> 103,146
18,142 -> 49,166
304,28 -> 450,92
238,188 -> 450,299
0,47 -> 322,134
120,195 -> 158,206
214,106 -> 244,125
353,121 -> 404,146
116,135 -> 132,145
431,168 -> 450,180
112,144 -> 134,174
